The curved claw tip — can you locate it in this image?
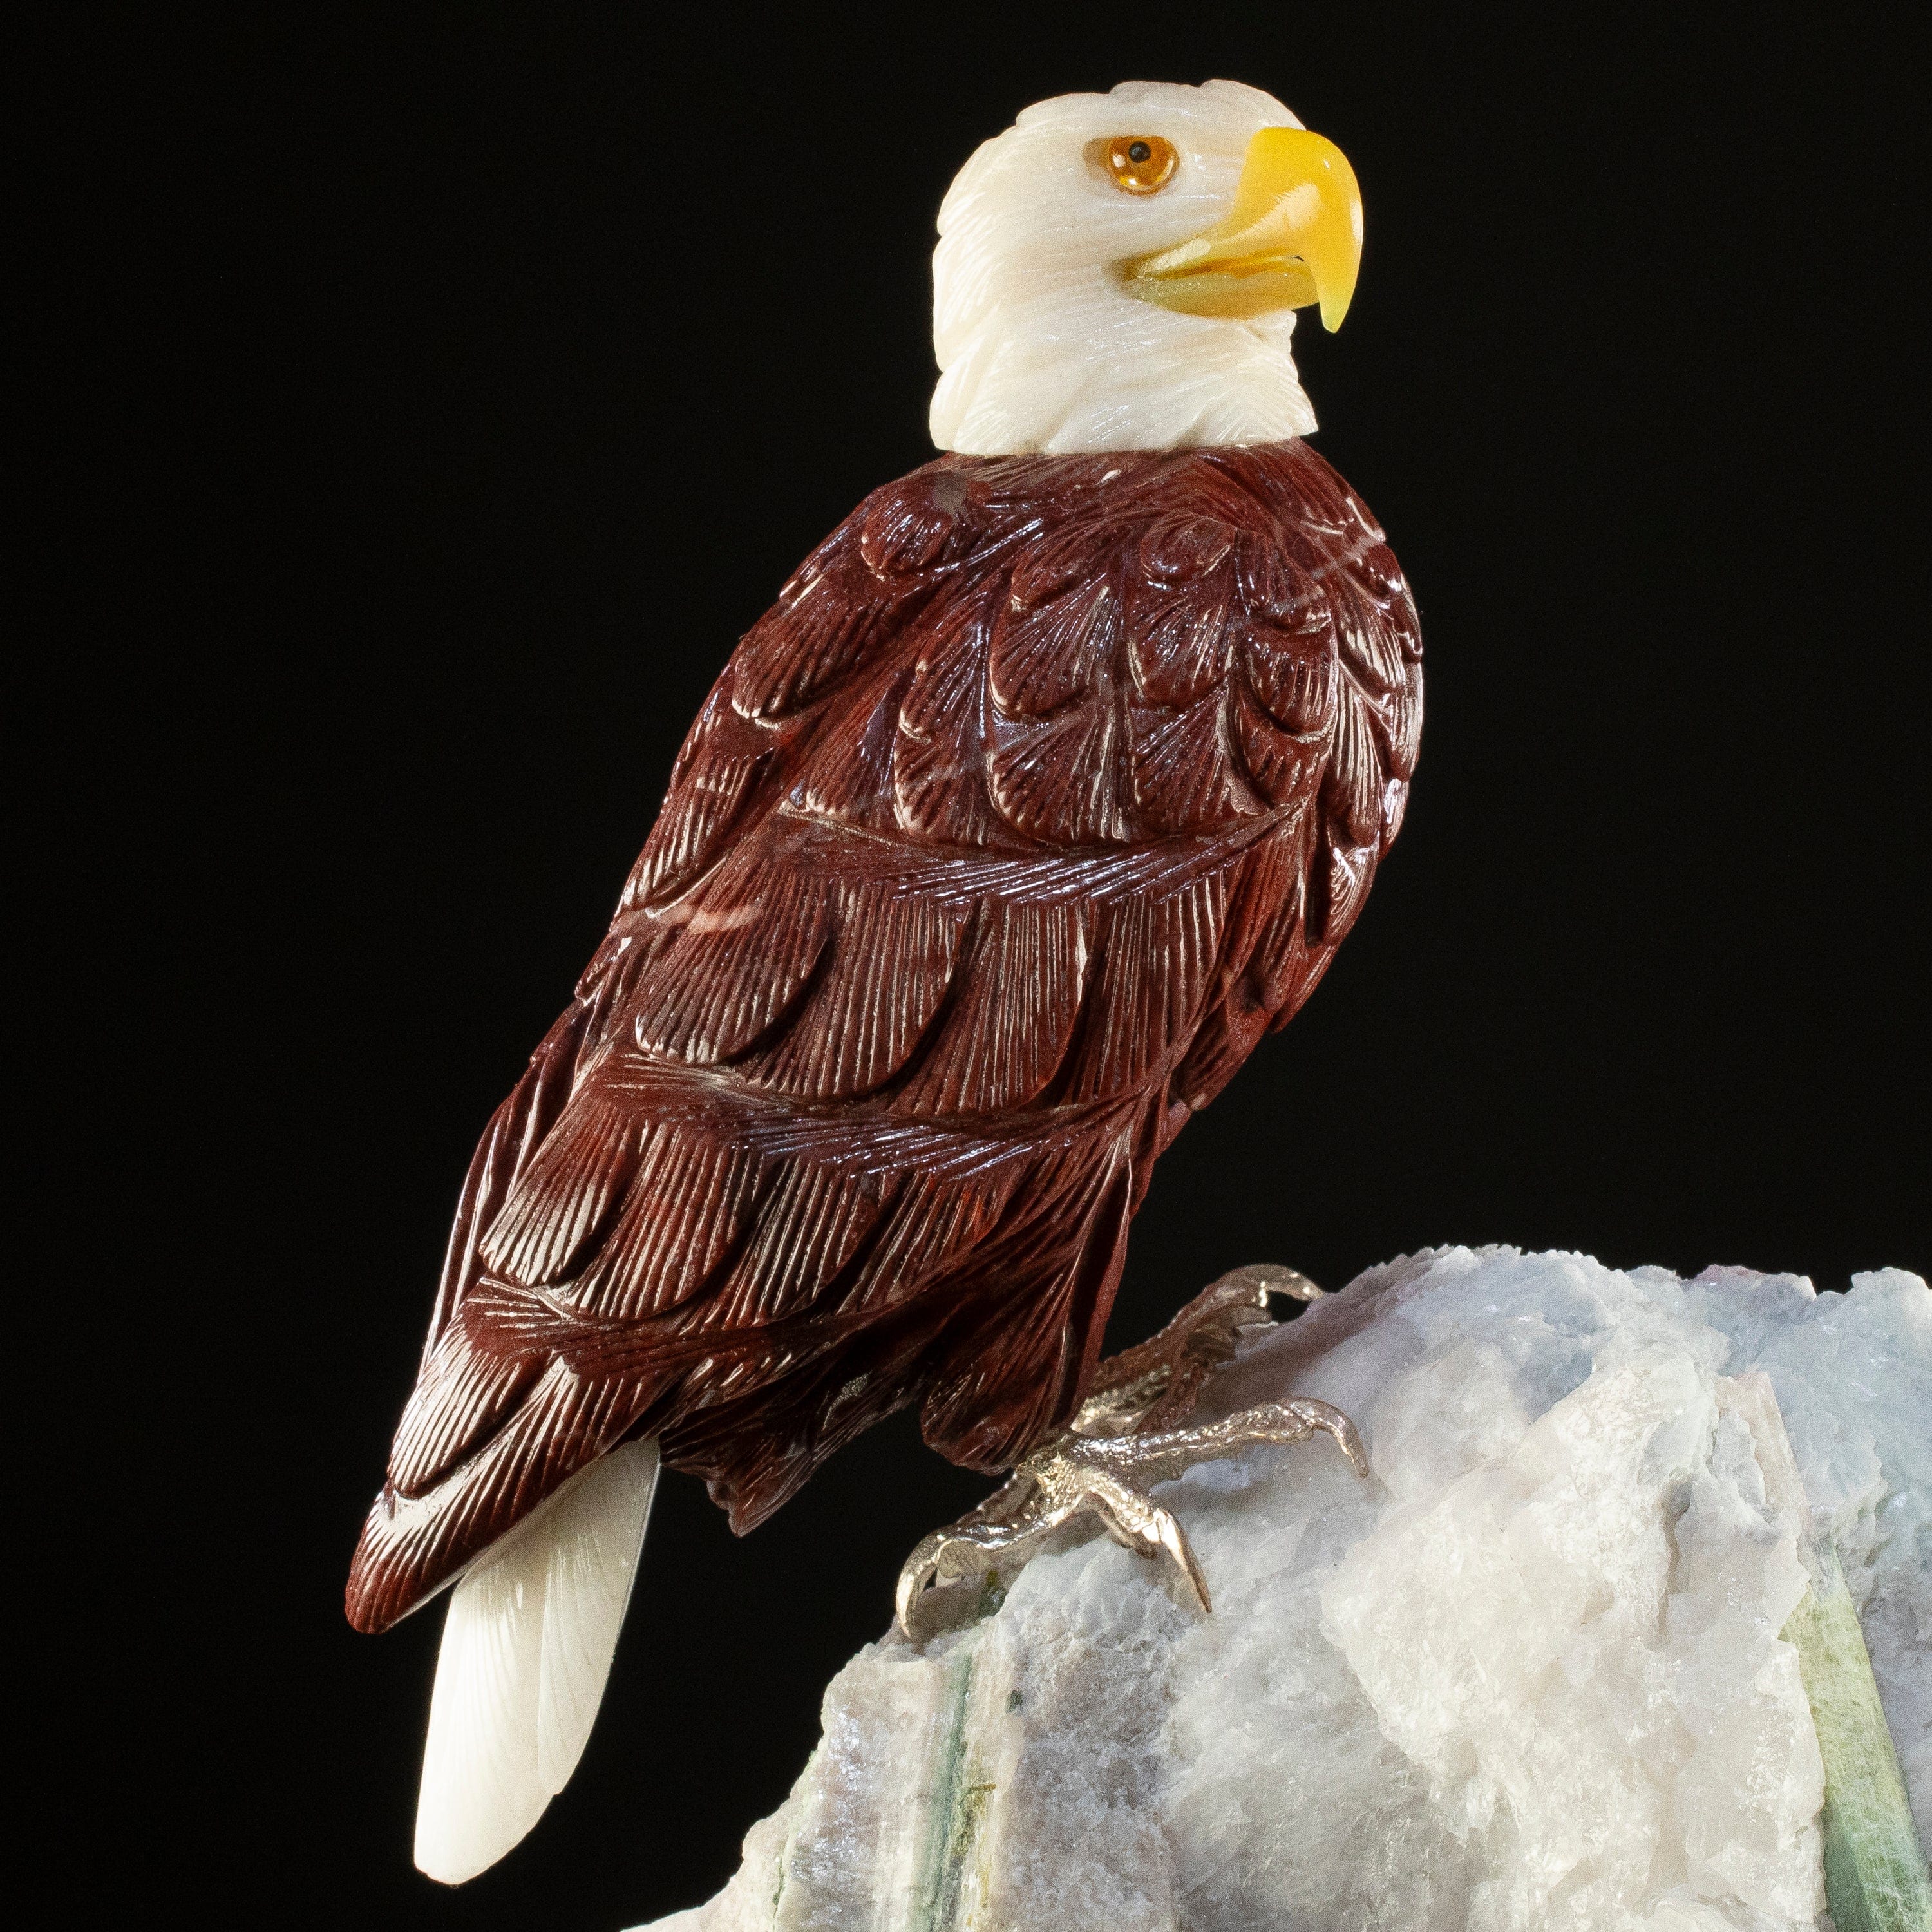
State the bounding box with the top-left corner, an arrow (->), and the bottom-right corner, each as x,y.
1327,1413 -> 1372,1479
1262,1265 -> 1327,1302
1279,1398 -> 1369,1477
896,1571 -> 972,1643
895,1532 -> 948,1638
895,1575 -> 932,1639
1223,1262 -> 1326,1305
1153,1517 -> 1213,1616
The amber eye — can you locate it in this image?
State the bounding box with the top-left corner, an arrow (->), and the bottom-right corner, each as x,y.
1099,133 -> 1178,194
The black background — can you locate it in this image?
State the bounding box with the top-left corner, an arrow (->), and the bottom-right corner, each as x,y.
33,8 -> 1925,1927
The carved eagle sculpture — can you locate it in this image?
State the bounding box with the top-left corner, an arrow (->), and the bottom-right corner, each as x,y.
350,79 -> 1421,1884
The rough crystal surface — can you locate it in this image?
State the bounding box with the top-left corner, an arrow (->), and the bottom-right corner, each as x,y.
634,1249 -> 1930,1932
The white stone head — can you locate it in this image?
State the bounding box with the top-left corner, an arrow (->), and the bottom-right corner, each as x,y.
931,79 -> 1362,457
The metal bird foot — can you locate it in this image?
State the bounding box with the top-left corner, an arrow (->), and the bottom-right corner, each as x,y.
895,1265 -> 1368,1641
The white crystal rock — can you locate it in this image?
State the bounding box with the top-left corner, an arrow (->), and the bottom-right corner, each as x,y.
634,1249 -> 1930,1932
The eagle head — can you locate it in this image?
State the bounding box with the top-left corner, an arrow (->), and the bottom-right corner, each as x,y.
931,79 -> 1361,459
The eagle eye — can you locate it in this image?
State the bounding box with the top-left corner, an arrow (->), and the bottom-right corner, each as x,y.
1094,134 -> 1178,195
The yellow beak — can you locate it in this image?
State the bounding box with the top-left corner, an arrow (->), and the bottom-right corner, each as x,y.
1123,128 -> 1363,330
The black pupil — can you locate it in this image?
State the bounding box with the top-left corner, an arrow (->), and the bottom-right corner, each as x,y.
1127,140 -> 1151,164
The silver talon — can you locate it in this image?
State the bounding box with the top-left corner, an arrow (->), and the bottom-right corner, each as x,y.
895,1265 -> 1366,1640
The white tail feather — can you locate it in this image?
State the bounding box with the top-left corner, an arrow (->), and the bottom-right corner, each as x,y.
413,1439 -> 661,1884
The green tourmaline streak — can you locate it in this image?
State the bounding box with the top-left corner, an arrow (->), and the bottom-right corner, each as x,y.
1781,1541 -> 1931,1932
911,1645 -> 987,1932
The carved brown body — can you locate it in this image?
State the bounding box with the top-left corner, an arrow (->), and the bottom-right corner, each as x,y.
346,440 -> 1421,1635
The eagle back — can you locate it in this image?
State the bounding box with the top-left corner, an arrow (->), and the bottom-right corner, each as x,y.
346,442 -> 1421,1634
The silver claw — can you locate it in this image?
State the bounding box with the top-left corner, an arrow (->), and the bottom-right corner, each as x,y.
895,1398 -> 1368,1639
1214,1261 -> 1328,1304
895,1264 -> 1362,1640
1283,1396 -> 1370,1477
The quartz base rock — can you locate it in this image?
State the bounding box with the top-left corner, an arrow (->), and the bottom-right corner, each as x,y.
634,1249 -> 1931,1932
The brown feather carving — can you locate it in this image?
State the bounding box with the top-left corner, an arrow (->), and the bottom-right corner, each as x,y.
346,440 -> 1422,1635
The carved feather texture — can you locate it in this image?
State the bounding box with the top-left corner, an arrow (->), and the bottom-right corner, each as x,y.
571,1122 -> 760,1321
348,440 -> 1421,1637
894,901 -> 1090,1117
743,881 -> 969,1101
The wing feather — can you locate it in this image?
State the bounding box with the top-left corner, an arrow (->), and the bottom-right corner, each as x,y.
1064,871 -> 1231,1103
629,857 -> 832,1063
989,576 -> 1108,715
571,1121 -> 761,1320
892,600 -> 999,844
477,1096 -> 639,1287
743,880 -> 970,1101
1129,690 -> 1252,831
894,900 -> 1092,1116
832,1166 -> 1025,1318
701,1160 -> 895,1331
621,681 -> 773,909
1228,678 -> 1327,807
987,697 -> 1122,843
388,1321 -> 546,1499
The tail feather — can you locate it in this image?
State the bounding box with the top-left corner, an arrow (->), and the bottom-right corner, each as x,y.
413,1438 -> 660,1885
